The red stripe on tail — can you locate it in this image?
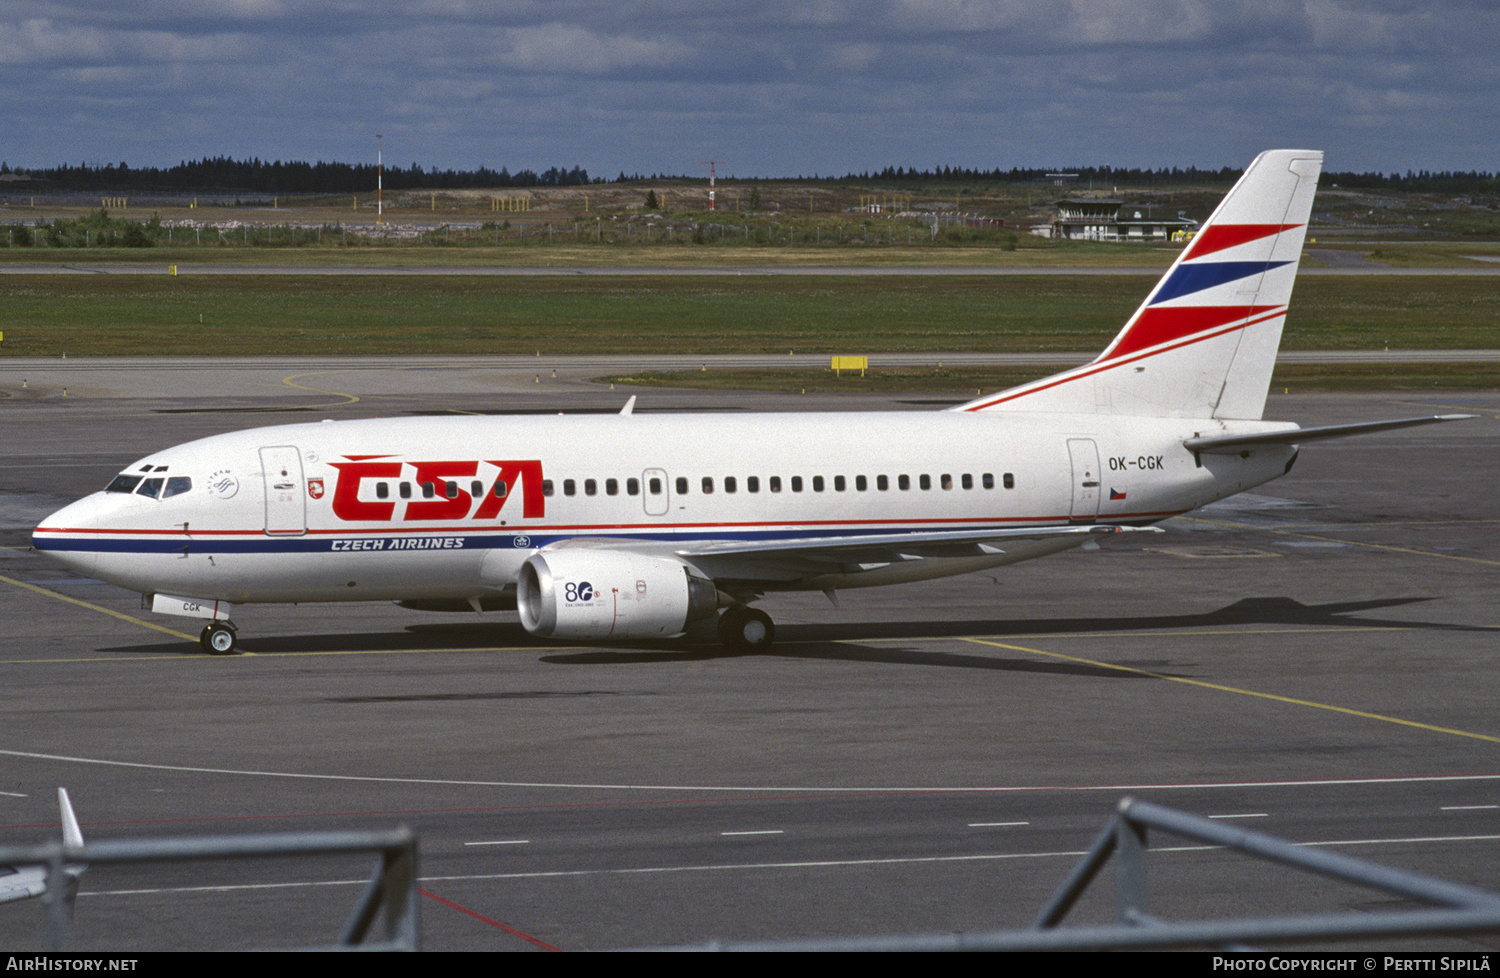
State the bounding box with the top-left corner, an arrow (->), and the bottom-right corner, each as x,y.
1103,305 -> 1282,361
1182,223 -> 1302,260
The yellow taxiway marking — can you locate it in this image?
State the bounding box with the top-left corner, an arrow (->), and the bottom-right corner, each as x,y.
961,636 -> 1500,746
0,572 -> 196,642
279,370 -> 361,406
0,570 -> 578,662
0,647 -> 561,665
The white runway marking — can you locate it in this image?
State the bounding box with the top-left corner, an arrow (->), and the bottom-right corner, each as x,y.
6,748 -> 1500,795
77,833 -> 1500,899
464,839 -> 530,846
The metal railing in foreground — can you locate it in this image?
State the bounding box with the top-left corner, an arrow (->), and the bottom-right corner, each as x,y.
0,826 -> 419,951
673,796 -> 1500,952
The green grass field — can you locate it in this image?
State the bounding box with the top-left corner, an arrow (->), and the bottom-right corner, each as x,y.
4,268 -> 1496,392
2,273 -> 1496,358
600,362 -> 1500,395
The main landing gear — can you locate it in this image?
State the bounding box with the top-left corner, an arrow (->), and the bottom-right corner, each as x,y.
717,606 -> 775,653
199,621 -> 239,655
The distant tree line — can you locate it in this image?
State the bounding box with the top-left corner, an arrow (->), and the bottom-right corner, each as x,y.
840,164 -> 1500,193
0,158 -> 595,194
846,164 -> 1242,185
618,163 -> 1499,193
2,158 -> 1496,195
1320,169 -> 1500,194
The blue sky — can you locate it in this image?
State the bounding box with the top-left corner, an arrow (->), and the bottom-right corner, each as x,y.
4,1 -> 1496,178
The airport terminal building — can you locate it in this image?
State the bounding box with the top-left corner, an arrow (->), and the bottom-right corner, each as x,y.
1048,198 -> 1197,241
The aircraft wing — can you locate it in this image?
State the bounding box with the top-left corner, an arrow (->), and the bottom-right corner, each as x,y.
1184,414 -> 1475,456
533,524 -> 1161,595
674,523 -> 1160,564
0,868 -> 48,903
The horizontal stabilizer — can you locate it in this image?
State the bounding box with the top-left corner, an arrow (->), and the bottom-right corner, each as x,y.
59,788 -> 83,850
1184,414 -> 1475,455
0,788 -> 87,905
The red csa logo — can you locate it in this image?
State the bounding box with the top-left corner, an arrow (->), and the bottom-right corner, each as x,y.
328,457 -> 545,522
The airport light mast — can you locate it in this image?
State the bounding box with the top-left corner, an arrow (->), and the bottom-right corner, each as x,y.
702,160 -> 724,210
376,134 -> 384,225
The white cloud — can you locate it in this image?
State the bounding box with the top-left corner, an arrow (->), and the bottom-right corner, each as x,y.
2,0 -> 1498,173
495,23 -> 690,74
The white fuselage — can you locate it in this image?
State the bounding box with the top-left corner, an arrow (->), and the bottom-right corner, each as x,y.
33,410 -> 1296,606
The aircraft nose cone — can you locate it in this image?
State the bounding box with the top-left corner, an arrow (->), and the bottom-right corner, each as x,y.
33,495 -> 108,576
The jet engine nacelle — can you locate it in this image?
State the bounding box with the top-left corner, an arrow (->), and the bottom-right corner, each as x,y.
517,549 -> 719,641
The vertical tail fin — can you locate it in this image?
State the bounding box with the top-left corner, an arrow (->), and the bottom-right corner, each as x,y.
958,149 -> 1323,419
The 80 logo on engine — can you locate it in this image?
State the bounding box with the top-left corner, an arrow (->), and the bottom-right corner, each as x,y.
563,582 -> 595,603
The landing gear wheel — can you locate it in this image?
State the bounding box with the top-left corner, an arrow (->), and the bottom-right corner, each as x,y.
199,622 -> 238,655
717,606 -> 775,652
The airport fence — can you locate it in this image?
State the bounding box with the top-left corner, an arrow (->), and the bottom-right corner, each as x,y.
669,797 -> 1500,951
0,826 -> 419,951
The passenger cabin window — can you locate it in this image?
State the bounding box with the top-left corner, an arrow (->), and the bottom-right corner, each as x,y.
962,474 -> 973,490
877,475 -> 888,491
724,476 -> 737,493
375,482 -> 390,499
541,480 -> 554,497
769,476 -> 782,493
919,474 -> 932,490
855,475 -> 867,491
606,478 -> 619,496
834,475 -> 846,492
791,476 -> 803,492
1003,473 -> 1015,489
445,481 -> 460,499
898,475 -> 910,491
701,477 -> 714,494
675,477 -> 688,495
492,480 -> 508,498
584,479 -> 597,496
563,479 -> 576,497
400,482 -> 412,499
421,482 -> 436,499
812,476 -> 824,492
747,476 -> 760,493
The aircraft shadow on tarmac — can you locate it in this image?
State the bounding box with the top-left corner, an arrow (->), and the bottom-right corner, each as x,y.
100,594 -> 1475,679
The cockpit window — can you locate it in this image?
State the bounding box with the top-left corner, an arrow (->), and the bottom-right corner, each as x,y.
106,474 -> 143,493
136,478 -> 164,498
162,477 -> 192,499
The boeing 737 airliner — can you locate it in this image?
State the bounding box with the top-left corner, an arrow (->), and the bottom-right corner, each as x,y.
33,150 -> 1469,654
